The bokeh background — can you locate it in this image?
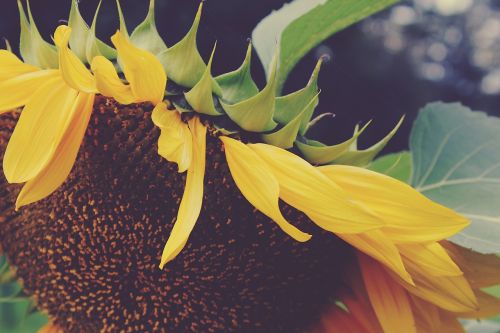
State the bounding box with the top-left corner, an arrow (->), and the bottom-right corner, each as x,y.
1,0 -> 499,153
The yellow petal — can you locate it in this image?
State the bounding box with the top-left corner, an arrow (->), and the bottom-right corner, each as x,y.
358,254 -> 417,333
53,25 -> 96,93
0,69 -> 59,113
321,308 -> 374,333
342,230 -> 414,285
342,295 -> 384,333
442,241 -> 500,288
400,255 -> 478,312
249,143 -> 383,233
220,136 -> 311,242
160,117 -> 206,268
91,56 -> 136,105
111,31 -> 166,104
409,296 -> 442,333
319,165 -> 469,243
436,312 -> 466,333
0,50 -> 39,81
16,93 -> 95,209
3,77 -> 78,183
398,243 -> 463,277
152,103 -> 192,172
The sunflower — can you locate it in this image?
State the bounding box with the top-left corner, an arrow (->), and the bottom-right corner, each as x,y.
0,1 -> 498,332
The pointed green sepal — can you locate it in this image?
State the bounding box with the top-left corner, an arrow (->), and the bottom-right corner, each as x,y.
274,58 -> 322,135
18,0 -> 58,68
130,0 -> 168,54
68,0 -> 90,61
157,3 -> 221,94
303,112 -> 335,135
184,44 -> 223,116
296,121 -> 371,165
116,0 -> 129,36
332,116 -> 405,167
216,42 -> 259,104
220,50 -> 279,132
262,93 -> 319,148
4,39 -> 12,52
86,2 -> 117,63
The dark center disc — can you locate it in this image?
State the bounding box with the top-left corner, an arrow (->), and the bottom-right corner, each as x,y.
0,96 -> 353,333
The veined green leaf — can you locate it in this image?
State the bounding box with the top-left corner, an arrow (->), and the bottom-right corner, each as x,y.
130,0 -> 168,54
221,51 -> 279,132
184,44 -> 223,116
252,0 -> 398,91
216,42 -> 259,104
274,57 -> 322,135
262,93 -> 319,148
410,102 -> 500,254
296,121 -> 371,165
369,151 -> 412,183
332,116 -> 404,166
18,0 -> 58,69
157,3 -> 221,94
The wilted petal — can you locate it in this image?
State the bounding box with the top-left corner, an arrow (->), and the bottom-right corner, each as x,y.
91,56 -> 135,105
0,50 -> 39,81
152,103 -> 192,172
249,143 -> 383,234
111,30 -> 166,104
358,254 -> 417,333
53,25 -> 96,93
160,117 -> 206,268
16,93 -> 95,209
318,165 -> 469,243
220,136 -> 311,242
0,69 -> 59,113
3,77 -> 78,183
442,241 -> 500,288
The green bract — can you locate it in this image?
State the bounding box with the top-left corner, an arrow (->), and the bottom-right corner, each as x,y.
17,0 -> 401,167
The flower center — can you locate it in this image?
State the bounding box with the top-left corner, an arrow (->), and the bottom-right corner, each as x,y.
0,96 -> 354,333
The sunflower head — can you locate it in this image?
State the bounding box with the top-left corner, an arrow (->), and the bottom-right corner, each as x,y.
0,1 -> 498,332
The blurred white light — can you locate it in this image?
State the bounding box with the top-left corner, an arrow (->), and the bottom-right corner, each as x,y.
420,62 -> 446,81
481,70 -> 500,95
390,6 -> 417,26
427,42 -> 448,62
433,0 -> 473,15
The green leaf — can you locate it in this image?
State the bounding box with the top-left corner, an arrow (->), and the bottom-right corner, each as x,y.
262,93 -> 319,148
410,102 -> 500,254
296,121 -> 370,165
184,44 -> 223,116
369,152 -> 412,183
115,0 -> 129,36
274,58 -> 322,135
130,0 -> 168,54
216,42 -> 259,104
252,0 -> 398,91
221,51 -> 279,132
157,3 -> 221,94
332,116 -> 404,166
18,0 -> 58,69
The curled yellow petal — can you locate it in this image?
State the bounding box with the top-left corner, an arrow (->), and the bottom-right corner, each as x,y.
220,136 -> 311,242
248,143 -> 383,233
3,77 -> 78,183
398,243 -> 462,277
160,117 -> 206,269
0,50 -> 39,81
342,230 -> 413,285
0,69 -> 59,113
358,254 -> 417,333
53,25 -> 96,93
152,103 -> 192,172
318,165 -> 469,243
16,93 -> 95,209
111,31 -> 166,104
400,255 -> 478,312
91,56 -> 136,105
